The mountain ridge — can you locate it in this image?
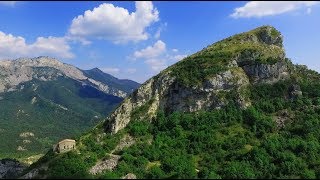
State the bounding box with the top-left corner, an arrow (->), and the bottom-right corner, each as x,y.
83,68 -> 139,95
105,25 -> 290,134
0,56 -> 140,98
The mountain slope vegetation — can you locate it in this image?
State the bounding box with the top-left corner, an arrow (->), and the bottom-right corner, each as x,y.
0,59 -> 139,161
0,76 -> 122,160
23,26 -> 320,179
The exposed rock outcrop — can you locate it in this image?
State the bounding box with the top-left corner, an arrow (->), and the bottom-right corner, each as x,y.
89,154 -> 121,175
105,26 -> 291,134
241,60 -> 289,84
0,159 -> 27,179
89,134 -> 135,175
111,135 -> 135,154
289,84 -> 302,99
19,165 -> 48,179
122,173 -> 137,179
106,66 -> 253,133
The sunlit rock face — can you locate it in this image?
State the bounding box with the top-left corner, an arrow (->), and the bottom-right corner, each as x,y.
105,25 -> 291,134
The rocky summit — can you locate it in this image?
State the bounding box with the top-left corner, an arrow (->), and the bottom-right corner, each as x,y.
105,25 -> 290,134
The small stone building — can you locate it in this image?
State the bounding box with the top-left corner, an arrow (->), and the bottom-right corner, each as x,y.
53,139 -> 76,153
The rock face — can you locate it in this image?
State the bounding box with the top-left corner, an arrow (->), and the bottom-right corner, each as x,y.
289,84 -> 303,99
89,154 -> 121,175
122,173 -> 137,179
0,56 -> 139,98
106,67 -> 251,134
105,25 -> 292,134
241,61 -> 289,84
255,25 -> 283,47
0,159 -> 27,179
19,165 -> 48,179
89,135 -> 135,175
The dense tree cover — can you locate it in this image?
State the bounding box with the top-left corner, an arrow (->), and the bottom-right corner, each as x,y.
47,151 -> 94,179
0,77 -> 122,160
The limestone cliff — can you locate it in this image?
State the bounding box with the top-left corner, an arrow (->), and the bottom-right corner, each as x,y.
105,25 -> 291,134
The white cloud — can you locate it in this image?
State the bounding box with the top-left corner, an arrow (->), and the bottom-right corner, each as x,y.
101,67 -> 120,74
31,37 -> 74,58
66,36 -> 91,45
68,1 -> 159,44
133,40 -> 166,59
0,1 -> 16,6
153,22 -> 167,39
0,31 -> 74,60
231,1 -> 320,18
132,40 -> 188,72
145,59 -> 167,72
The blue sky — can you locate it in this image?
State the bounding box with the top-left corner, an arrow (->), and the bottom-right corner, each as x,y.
0,1 -> 319,83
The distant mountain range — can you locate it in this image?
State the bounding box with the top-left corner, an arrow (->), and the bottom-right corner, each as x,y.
83,67 -> 139,95
0,57 -> 140,161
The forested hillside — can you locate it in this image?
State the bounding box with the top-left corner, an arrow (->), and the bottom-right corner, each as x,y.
23,26 -> 320,179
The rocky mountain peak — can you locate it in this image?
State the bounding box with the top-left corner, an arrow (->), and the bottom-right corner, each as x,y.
233,25 -> 283,47
215,25 -> 283,48
3,56 -> 65,70
104,25 -> 291,134
253,25 -> 283,47
90,67 -> 103,72
0,56 -> 138,98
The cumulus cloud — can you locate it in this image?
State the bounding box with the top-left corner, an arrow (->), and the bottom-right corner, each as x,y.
0,31 -> 74,60
133,40 -> 167,71
68,1 -> 159,44
133,40 -> 166,59
132,40 -> 188,72
231,1 -> 320,18
145,59 -> 167,72
153,22 -> 167,39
